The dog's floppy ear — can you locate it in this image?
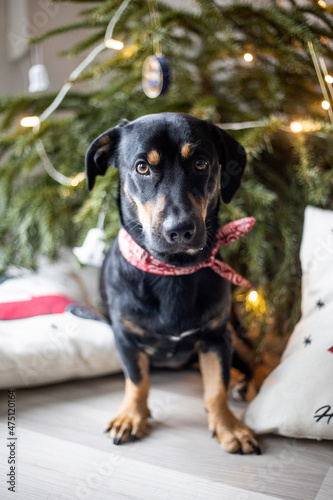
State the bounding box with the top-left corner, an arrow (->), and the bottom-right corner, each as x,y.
212,124 -> 247,204
85,119 -> 129,190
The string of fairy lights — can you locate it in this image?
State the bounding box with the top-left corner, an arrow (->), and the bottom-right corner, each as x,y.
21,0 -> 333,156
21,0 -> 333,135
20,0 -> 131,186
18,0 -> 333,302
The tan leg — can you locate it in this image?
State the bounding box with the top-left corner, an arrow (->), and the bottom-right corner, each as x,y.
106,352 -> 151,444
199,351 -> 261,454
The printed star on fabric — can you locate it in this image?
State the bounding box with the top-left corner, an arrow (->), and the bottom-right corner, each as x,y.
329,346 -> 333,354
303,335 -> 312,347
316,299 -> 325,309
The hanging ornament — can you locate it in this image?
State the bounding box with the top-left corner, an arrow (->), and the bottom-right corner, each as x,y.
73,210 -> 107,267
19,0 -> 131,189
142,0 -> 170,98
73,228 -> 106,267
142,54 -> 170,98
28,45 -> 50,93
28,64 -> 50,93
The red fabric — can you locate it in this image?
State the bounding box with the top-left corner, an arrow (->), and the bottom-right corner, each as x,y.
0,295 -> 75,320
118,217 -> 255,287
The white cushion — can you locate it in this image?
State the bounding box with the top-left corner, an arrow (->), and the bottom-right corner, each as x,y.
0,256 -> 122,389
244,206 -> 333,440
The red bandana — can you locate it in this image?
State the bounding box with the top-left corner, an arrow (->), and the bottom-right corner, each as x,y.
118,217 -> 255,287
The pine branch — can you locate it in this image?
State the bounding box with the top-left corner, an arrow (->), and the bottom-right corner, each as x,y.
1,0 -> 333,341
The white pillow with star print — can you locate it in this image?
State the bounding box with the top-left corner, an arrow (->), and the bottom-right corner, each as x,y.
244,205 -> 333,440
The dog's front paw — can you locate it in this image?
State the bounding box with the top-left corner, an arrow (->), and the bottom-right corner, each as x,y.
105,406 -> 151,445
209,411 -> 261,455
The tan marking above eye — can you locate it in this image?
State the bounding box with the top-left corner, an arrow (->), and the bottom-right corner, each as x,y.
147,150 -> 160,165
181,143 -> 194,159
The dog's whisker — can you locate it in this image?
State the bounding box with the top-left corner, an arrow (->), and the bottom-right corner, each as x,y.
125,219 -> 144,234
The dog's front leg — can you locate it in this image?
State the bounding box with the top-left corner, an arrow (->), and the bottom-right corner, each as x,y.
199,332 -> 261,455
105,341 -> 151,444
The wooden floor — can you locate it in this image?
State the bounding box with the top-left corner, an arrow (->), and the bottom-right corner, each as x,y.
0,370 -> 332,500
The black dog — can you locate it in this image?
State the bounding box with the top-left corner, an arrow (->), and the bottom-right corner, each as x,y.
86,112 -> 260,454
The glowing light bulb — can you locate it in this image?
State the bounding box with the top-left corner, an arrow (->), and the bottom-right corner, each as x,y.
325,74 -> 333,84
75,172 -> 86,183
70,172 -> 85,187
322,100 -> 331,110
318,0 -> 327,8
290,121 -> 303,133
20,116 -> 41,127
243,53 -> 253,62
248,290 -> 259,303
104,38 -> 124,50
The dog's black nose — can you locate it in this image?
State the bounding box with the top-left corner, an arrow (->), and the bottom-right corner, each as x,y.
163,218 -> 197,245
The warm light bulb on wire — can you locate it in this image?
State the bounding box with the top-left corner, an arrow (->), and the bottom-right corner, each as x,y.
325,74 -> 333,84
246,289 -> 267,314
322,100 -> 331,110
104,38 -> 124,50
243,53 -> 253,62
71,173 -> 85,187
290,121 -> 303,133
21,116 -> 41,128
18,0 -> 132,188
104,0 -> 130,51
248,290 -> 259,303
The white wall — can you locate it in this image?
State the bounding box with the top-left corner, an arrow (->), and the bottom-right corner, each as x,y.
0,0 -> 97,96
0,0 -> 199,97
1,0 -> 193,98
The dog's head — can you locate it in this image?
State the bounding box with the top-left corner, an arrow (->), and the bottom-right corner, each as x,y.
86,113 -> 246,261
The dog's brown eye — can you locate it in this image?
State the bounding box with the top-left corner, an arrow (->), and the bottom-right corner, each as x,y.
195,159 -> 208,171
136,162 -> 150,175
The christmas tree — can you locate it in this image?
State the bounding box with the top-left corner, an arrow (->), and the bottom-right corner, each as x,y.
1,0 -> 333,341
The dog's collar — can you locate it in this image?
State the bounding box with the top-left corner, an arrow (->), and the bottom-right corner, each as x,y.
118,217 -> 255,287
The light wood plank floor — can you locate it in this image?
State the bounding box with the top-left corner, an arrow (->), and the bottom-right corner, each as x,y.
0,370 -> 332,500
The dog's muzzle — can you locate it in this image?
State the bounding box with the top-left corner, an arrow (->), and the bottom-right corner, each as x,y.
118,217 -> 256,287
158,215 -> 206,253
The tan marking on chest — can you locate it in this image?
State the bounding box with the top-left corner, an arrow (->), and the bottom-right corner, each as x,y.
120,318 -> 147,336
